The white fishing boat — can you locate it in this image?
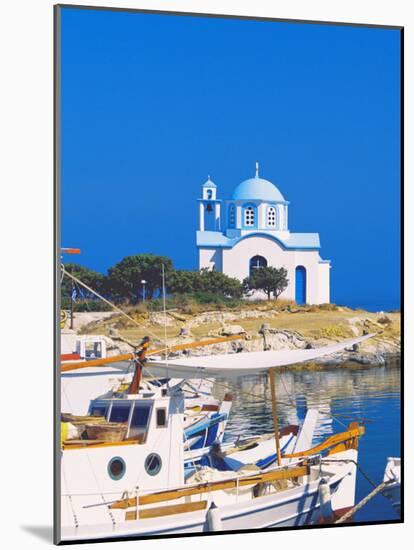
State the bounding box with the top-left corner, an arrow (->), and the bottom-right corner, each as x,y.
59,334 -> 371,542
382,457 -> 401,514
61,340 -> 234,453
60,333 -> 241,416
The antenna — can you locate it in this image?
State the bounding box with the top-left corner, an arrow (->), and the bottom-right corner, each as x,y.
255,161 -> 259,178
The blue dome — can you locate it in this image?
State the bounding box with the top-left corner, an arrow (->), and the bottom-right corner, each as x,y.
232,176 -> 285,202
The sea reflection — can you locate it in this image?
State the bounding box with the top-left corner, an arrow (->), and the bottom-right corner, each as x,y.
213,362 -> 401,522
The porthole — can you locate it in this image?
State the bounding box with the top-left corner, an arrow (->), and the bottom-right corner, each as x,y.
107,456 -> 126,480
145,453 -> 162,476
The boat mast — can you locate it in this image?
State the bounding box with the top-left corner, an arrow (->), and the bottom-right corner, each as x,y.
268,368 -> 282,466
161,263 -> 168,360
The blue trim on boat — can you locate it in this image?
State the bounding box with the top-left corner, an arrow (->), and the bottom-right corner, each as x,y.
184,413 -> 227,438
255,434 -> 295,469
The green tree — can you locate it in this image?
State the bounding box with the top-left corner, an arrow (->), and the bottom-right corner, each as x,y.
61,263 -> 106,300
195,269 -> 244,299
166,268 -> 243,300
107,254 -> 173,303
166,269 -> 198,295
243,266 -> 289,300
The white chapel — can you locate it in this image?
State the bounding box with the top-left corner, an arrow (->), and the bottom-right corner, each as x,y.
196,164 -> 331,304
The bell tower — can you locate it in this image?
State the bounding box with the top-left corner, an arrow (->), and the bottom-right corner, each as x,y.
199,176 -> 221,231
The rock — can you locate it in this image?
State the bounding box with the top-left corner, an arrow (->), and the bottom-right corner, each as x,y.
149,312 -> 175,326
185,309 -> 279,329
259,323 -> 271,333
108,326 -> 120,339
72,311 -> 114,331
259,328 -> 307,351
377,313 -> 392,325
218,325 -> 246,336
179,327 -> 192,337
345,319 -> 362,335
349,325 -> 360,336
168,311 -> 190,322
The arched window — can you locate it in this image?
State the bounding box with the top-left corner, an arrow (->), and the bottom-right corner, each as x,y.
267,206 -> 276,228
243,204 -> 256,227
228,204 -> 236,228
249,255 -> 267,277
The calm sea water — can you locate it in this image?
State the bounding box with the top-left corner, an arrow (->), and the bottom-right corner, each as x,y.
214,362 -> 401,523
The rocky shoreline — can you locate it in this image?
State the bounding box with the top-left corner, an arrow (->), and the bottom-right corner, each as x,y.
75,306 -> 401,370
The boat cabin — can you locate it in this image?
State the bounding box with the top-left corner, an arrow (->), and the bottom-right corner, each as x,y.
61,390 -> 186,496
88,393 -> 169,443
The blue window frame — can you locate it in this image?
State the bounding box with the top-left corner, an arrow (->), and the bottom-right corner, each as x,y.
228,204 -> 236,228
243,203 -> 256,228
109,403 -> 131,423
129,403 -> 152,439
267,206 -> 277,228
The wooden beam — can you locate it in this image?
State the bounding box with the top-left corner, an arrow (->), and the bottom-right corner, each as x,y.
63,439 -> 141,451
61,248 -> 81,254
109,465 -> 309,509
61,335 -> 244,372
282,425 -> 365,459
268,368 -> 282,466
61,353 -> 134,372
149,335 -> 245,357
137,500 -> 207,520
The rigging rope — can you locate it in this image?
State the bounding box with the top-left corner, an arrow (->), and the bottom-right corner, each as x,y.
334,480 -> 393,524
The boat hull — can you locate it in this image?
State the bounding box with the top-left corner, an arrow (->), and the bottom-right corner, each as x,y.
61,450 -> 356,542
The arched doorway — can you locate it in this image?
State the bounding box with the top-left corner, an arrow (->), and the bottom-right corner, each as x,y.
295,266 -> 307,304
249,255 -> 267,277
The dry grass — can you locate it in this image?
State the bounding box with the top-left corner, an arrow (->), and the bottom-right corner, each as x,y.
79,303 -> 401,346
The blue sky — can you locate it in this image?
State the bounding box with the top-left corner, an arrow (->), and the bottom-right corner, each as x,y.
60,8 -> 401,311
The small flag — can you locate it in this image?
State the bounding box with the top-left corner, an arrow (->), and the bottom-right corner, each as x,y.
71,287 -> 77,302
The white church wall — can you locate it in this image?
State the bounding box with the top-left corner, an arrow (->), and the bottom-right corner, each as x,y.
215,202 -> 221,231
199,202 -> 204,231
199,248 -> 222,272
296,250 -> 320,304
221,236 -> 328,304
317,262 -> 331,304
236,205 -> 242,228
277,204 -> 284,230
258,203 -> 266,229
